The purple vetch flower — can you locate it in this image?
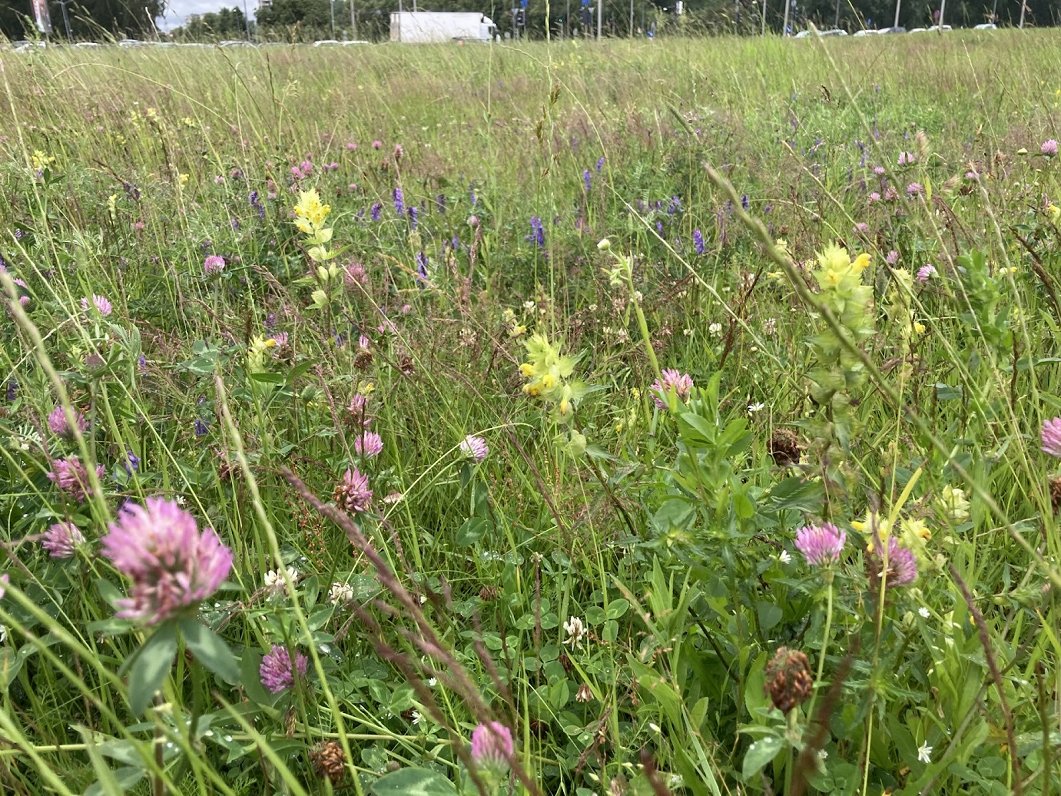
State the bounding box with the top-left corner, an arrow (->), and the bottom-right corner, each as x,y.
82,295 -> 113,316
101,497 -> 233,624
650,369 -> 694,410
393,187 -> 405,217
529,216 -> 545,248
48,405 -> 88,438
1042,418 -> 1061,457
436,193 -> 447,213
354,431 -> 383,458
415,252 -> 429,283
595,156 -> 605,172
741,194 -> 750,211
582,169 -> 592,192
916,264 -> 936,283
334,467 -> 372,513
470,721 -> 513,773
259,644 -> 309,694
871,537 -> 918,588
459,434 -> 489,463
48,456 -> 104,502
41,521 -> 84,559
408,206 -> 419,229
124,450 -> 140,474
693,229 -> 705,256
370,203 -> 382,222
204,255 -> 225,275
194,418 -> 209,437
6,379 -> 18,402
1041,139 -> 1058,157
794,523 -> 846,566
249,190 -> 265,219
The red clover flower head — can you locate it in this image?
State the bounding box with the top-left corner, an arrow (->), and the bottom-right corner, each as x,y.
1042,139 -> 1058,157
101,497 -> 233,625
259,644 -> 308,694
204,255 -> 226,274
48,456 -> 104,502
41,521 -> 84,559
1042,418 -> 1061,458
470,721 -> 513,773
334,467 -> 372,513
354,431 -> 384,458
651,369 -> 694,410
48,405 -> 88,438
794,523 -> 846,566
459,434 -> 489,463
81,295 -> 112,316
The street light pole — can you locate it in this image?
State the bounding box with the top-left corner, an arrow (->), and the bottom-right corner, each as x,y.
330,0 -> 336,38
893,0 -> 901,28
57,0 -> 73,40
350,0 -> 358,39
597,0 -> 602,39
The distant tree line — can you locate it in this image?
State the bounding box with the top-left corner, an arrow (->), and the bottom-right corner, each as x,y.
1,0 -> 1054,42
1,0 -> 164,39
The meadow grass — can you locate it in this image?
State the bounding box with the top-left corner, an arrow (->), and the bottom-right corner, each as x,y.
1,30 -> 1060,794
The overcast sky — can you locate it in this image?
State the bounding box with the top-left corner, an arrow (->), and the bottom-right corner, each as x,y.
158,0 -> 260,30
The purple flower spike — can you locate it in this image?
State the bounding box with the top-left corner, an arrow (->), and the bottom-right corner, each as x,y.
259,644 -> 309,694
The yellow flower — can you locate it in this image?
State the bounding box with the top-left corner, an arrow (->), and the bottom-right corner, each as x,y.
1047,204 -> 1060,223
178,173 -> 189,187
31,150 -> 56,171
913,322 -> 926,335
294,189 -> 331,230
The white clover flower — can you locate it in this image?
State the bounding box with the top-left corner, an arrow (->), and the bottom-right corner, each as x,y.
709,322 -> 723,337
329,582 -> 355,604
264,566 -> 300,595
563,616 -> 587,647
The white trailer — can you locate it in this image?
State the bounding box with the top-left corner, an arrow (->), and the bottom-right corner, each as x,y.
389,12 -> 496,43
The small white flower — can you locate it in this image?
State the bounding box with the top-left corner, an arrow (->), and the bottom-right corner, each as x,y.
708,322 -> 723,337
523,300 -> 536,311
563,616 -> 587,647
329,582 -> 355,604
779,550 -> 792,564
918,606 -> 930,619
0,624 -> 6,643
748,402 -> 765,413
817,749 -> 828,761
264,566 -> 299,594
427,677 -> 437,687
176,496 -> 186,506
917,741 -> 932,764
683,328 -> 693,337
411,710 -> 422,726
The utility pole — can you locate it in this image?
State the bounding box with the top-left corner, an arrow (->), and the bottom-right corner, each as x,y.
893,0 -> 901,28
782,0 -> 790,34
243,0 -> 251,39
1018,0 -> 1026,28
597,0 -> 602,38
834,0 -> 841,28
56,0 -> 73,39
761,0 -> 767,35
937,0 -> 945,26
350,0 -> 358,39
330,0 -> 336,37
630,0 -> 634,36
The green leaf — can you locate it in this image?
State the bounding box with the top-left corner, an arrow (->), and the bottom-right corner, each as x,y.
127,623 -> 178,715
455,517 -> 488,546
742,735 -> 783,779
369,768 -> 458,795
605,599 -> 630,620
180,620 -> 239,684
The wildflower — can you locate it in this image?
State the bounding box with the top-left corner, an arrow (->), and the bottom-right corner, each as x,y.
204,255 -> 225,274
708,322 -> 723,337
310,740 -> 347,785
898,151 -> 916,166
101,497 -> 233,625
392,187 -> 405,218
194,418 -> 209,438
582,169 -> 592,192
470,722 -> 513,773
1042,418 -> 1061,457
415,252 -> 429,283
48,456 -> 104,502
576,683 -> 593,702
41,521 -> 84,559
329,582 -> 354,604
264,566 -> 300,594
563,616 -> 587,647
124,450 -> 140,474
868,191 -> 881,203
869,537 -> 918,589
854,222 -> 869,234
47,405 -> 88,438
918,606 -> 930,619
916,264 -> 936,283
794,523 -> 846,566
529,216 -> 545,248
1042,139 -> 1058,157
334,467 -> 372,513
293,189 -> 332,236
82,295 -> 113,316
259,644 -> 308,694
765,647 -> 813,714
917,741 -> 933,764
906,182 -> 924,197
650,369 -> 693,410
347,393 -> 371,427
459,434 -> 489,462
873,165 -> 886,176
779,549 -> 793,564
354,431 -> 384,458
693,228 -> 705,255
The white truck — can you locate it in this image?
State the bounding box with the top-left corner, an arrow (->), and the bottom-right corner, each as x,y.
389,12 -> 496,43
